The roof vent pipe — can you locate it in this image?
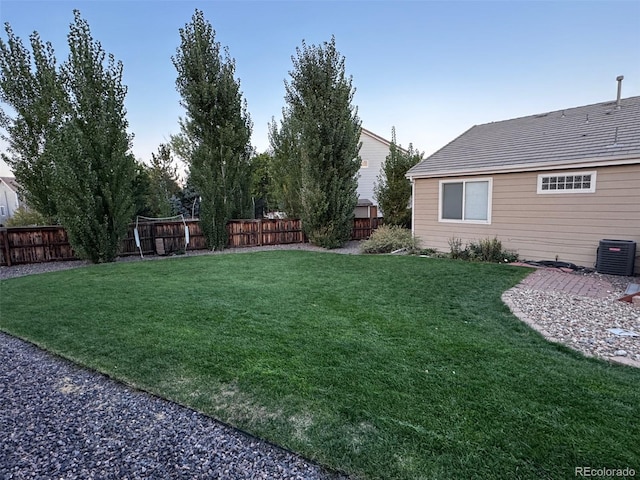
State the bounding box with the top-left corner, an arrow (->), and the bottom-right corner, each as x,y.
616,75 -> 624,109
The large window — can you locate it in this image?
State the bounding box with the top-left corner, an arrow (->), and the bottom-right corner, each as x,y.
439,178 -> 492,223
537,171 -> 596,194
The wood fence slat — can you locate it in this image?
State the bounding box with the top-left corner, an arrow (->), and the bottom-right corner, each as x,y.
0,228 -> 11,267
0,217 -> 379,266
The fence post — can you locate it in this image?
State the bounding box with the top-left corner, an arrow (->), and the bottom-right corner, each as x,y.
1,228 -> 11,267
258,219 -> 263,246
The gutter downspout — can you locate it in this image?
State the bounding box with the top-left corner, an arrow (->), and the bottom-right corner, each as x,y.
3,190 -> 10,218
410,176 -> 416,237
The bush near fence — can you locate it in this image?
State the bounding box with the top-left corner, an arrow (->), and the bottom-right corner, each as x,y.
0,217 -> 381,266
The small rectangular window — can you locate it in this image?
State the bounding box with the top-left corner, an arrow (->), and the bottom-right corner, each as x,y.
361,159 -> 369,168
537,171 -> 596,194
0,205 -> 6,216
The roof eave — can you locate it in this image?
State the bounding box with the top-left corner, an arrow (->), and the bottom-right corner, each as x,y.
0,177 -> 19,193
406,154 -> 640,180
361,127 -> 410,154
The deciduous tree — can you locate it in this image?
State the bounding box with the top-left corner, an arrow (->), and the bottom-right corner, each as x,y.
172,9 -> 252,250
269,116 -> 303,217
147,144 -> 180,217
271,36 -> 361,248
0,11 -> 137,263
0,24 -> 65,220
52,11 -> 136,263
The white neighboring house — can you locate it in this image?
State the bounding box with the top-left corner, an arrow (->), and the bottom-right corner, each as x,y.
356,128 -> 394,218
0,177 -> 21,225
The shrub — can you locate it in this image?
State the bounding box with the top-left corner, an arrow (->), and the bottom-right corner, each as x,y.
360,225 -> 421,254
448,236 -> 518,263
4,207 -> 49,227
469,237 -> 505,262
448,237 -> 467,260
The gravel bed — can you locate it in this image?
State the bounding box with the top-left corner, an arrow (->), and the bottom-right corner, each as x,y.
503,270 -> 640,367
0,333 -> 347,480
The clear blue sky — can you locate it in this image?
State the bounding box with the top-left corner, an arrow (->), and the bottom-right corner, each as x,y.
1,0 -> 639,177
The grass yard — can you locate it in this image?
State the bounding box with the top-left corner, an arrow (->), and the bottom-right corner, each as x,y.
1,251 -> 639,479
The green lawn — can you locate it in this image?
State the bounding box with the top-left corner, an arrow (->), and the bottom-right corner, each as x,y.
1,251 -> 638,479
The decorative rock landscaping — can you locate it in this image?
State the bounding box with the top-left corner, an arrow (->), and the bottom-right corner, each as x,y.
0,333 -> 346,480
503,268 -> 640,367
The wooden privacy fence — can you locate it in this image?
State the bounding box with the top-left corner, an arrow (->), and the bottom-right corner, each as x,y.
122,220 -> 207,258
0,226 -> 75,266
0,217 -> 381,266
226,218 -> 305,247
226,217 -> 381,247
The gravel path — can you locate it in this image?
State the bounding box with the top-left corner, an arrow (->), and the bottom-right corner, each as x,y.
0,333 -> 347,480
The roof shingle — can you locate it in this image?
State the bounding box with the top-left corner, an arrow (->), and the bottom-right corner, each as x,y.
407,96 -> 640,178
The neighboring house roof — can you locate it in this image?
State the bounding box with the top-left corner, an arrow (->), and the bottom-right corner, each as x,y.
360,127 -> 409,153
407,95 -> 640,179
361,127 -> 392,146
357,198 -> 374,207
0,176 -> 19,193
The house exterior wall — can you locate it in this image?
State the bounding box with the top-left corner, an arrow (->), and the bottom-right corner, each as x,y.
357,130 -> 389,207
0,180 -> 19,224
412,163 -> 640,272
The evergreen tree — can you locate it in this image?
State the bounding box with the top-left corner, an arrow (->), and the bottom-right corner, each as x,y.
374,128 -> 423,228
0,11 -> 136,262
249,151 -> 274,218
271,36 -> 361,248
132,161 -> 153,217
172,9 -> 252,250
172,174 -> 201,219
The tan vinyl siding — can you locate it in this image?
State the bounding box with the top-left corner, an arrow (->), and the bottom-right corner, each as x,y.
413,164 -> 640,272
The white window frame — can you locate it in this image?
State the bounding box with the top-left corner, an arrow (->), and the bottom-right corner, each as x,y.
438,177 -> 493,224
537,171 -> 597,194
0,205 -> 6,216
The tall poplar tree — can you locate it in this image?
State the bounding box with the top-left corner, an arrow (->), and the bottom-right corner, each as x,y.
0,11 -> 136,263
172,9 -> 252,250
0,25 -> 65,220
270,36 -> 361,248
53,11 -> 136,263
374,128 -> 423,227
